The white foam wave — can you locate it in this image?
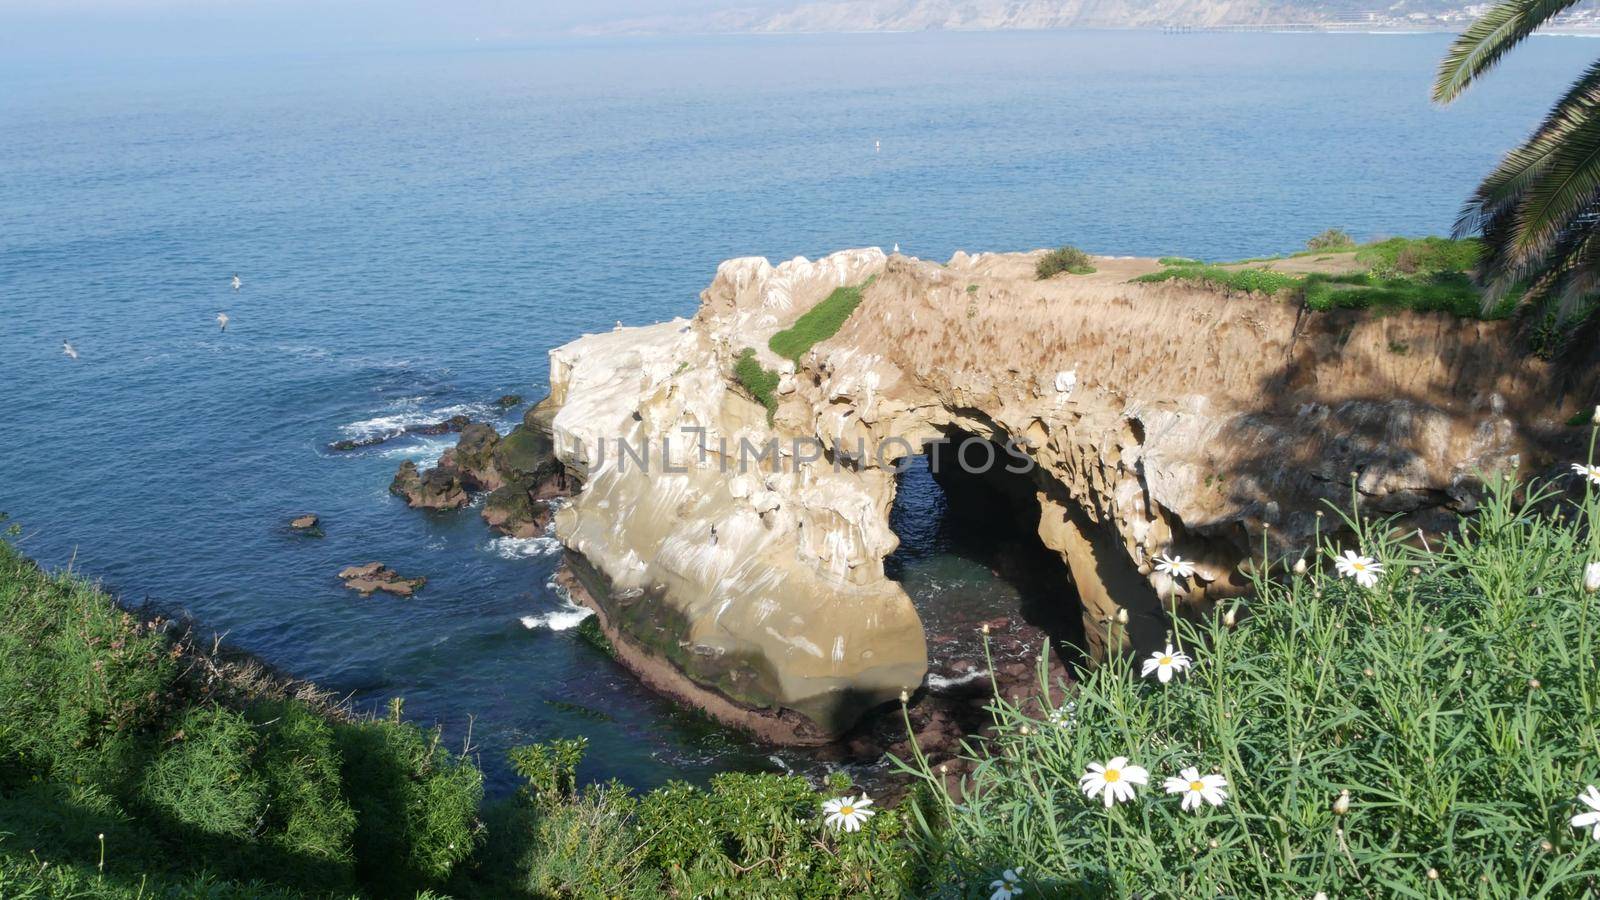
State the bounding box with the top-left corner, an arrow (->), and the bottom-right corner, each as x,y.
927,669 -> 989,691
378,436 -> 456,466
520,600 -> 593,631
492,535 -> 563,559
340,401 -> 502,441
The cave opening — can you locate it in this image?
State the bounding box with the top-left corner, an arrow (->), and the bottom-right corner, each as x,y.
885,432 -> 1088,684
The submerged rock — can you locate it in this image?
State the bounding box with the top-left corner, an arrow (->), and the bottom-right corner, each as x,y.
289,514 -> 322,535
496,394 -> 524,408
329,413 -> 473,452
337,562 -> 425,598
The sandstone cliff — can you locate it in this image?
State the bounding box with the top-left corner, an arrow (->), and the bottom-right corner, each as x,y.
544,248 -> 1590,741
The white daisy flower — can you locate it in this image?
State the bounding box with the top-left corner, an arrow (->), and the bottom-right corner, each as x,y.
1141,644 -> 1193,683
1571,785 -> 1600,841
821,793 -> 875,832
1079,756 -> 1148,806
1573,463 -> 1600,485
989,867 -> 1024,900
1162,766 -> 1228,811
1153,553 -> 1196,579
1332,549 -> 1384,588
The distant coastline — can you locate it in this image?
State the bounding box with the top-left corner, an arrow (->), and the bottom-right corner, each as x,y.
573,1 -> 1600,39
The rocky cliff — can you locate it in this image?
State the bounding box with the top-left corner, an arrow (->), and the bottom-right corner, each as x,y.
542,247 -> 1590,741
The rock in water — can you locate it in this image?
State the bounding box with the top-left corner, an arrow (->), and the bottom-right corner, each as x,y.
289,514 -> 323,536
496,394 -> 523,408
337,562 -> 425,598
389,459 -> 469,509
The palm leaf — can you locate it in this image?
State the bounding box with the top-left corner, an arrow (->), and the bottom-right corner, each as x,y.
1433,0 -> 1581,104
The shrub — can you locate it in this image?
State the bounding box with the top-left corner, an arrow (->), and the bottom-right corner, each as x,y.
768,276 -> 875,362
733,348 -> 780,423
336,712 -> 483,891
140,706 -> 266,840
249,700 -> 359,866
903,470 -> 1600,897
1305,227 -> 1355,251
1036,246 -> 1096,279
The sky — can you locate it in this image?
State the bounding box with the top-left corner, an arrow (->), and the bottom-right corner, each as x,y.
0,0 -> 780,56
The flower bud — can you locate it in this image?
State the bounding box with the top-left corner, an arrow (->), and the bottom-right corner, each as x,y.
981,622 -> 990,635
1115,607 -> 1129,625
1293,557 -> 1308,575
1333,789 -> 1350,815
1427,868 -> 1439,881
899,689 -> 910,704
1585,561 -> 1600,594
1222,606 -> 1237,628
1592,404 -> 1599,425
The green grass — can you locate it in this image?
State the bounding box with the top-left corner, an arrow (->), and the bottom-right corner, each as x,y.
1133,265 -> 1303,296
1157,256 -> 1203,266
900,465 -> 1600,897
733,348 -> 780,423
768,276 -> 876,363
1036,246 -> 1096,279
1134,236 -> 1514,319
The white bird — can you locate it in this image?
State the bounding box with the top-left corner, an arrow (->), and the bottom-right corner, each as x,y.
874,139 -> 881,153
892,243 -> 900,254
231,274 -> 241,291
62,341 -> 78,360
217,312 -> 229,332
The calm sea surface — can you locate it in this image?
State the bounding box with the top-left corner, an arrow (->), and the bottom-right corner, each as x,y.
1,30 -> 1590,793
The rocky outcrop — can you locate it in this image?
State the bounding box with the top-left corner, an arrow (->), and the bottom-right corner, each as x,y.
538,248 -> 1592,742
390,405 -> 576,531
338,562 -> 426,598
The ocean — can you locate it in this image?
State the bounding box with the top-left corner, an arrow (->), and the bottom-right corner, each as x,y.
1,29 -> 1587,794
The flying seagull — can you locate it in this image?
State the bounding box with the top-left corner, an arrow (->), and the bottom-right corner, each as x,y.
62,341 -> 78,360
217,312 -> 229,332
231,274 -> 241,291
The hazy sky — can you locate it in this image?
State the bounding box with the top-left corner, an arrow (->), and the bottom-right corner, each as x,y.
0,0 -> 781,56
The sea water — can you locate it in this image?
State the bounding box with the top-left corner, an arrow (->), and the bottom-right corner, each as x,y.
1,30 -> 1587,793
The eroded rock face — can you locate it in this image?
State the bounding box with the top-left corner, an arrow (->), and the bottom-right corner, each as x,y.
544,248 -> 1591,740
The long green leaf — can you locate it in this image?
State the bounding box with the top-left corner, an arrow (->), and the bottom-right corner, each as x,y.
1432,0 -> 1580,104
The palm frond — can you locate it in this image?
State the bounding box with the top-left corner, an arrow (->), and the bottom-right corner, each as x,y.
1433,0 -> 1581,104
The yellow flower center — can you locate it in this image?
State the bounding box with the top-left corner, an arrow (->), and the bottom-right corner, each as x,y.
1352,562 -> 1366,572
1190,780 -> 1205,792
839,805 -> 854,816
1104,769 -> 1121,783
1159,656 -> 1173,665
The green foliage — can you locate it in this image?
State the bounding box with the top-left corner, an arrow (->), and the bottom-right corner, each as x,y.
1035,246 -> 1096,279
140,706 -> 266,840
733,348 -> 779,423
1305,227 -> 1355,251
336,716 -> 483,890
1355,235 -> 1481,277
1132,264 -> 1302,296
509,737 -> 587,803
904,471 -> 1600,897
1433,5 -> 1600,325
0,538 -> 481,897
1157,256 -> 1203,266
477,740 -> 922,897
1136,236 -> 1517,320
249,701 -> 359,865
768,276 -> 875,362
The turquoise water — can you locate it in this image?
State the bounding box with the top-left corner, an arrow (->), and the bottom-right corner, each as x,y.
1,31 -> 1588,793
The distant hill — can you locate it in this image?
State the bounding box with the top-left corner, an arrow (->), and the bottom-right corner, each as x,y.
576,0 -> 1599,36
